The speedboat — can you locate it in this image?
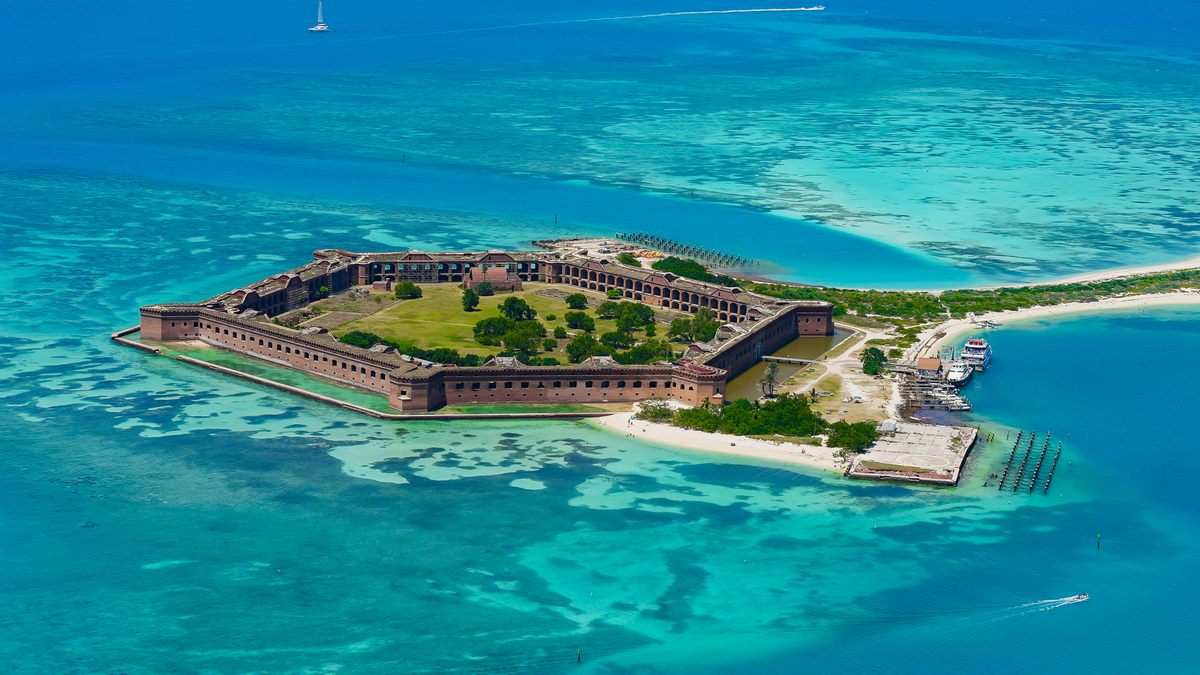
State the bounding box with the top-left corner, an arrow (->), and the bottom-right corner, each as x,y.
309,0 -> 329,31
1073,593 -> 1089,601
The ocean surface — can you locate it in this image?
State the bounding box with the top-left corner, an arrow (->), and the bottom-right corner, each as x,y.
3,1 -> 1200,672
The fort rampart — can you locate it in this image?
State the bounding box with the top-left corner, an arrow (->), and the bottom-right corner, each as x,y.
137,242 -> 833,413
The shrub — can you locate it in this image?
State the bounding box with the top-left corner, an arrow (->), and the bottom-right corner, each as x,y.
545,313 -> 557,321
553,326 -> 568,339
394,281 -> 422,299
542,338 -> 558,352
826,421 -> 880,453
637,400 -> 676,423
475,281 -> 495,296
606,289 -> 624,299
616,252 -> 641,267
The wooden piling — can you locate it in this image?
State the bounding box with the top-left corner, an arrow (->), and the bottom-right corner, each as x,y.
1043,441 -> 1063,495
1011,432 -> 1036,492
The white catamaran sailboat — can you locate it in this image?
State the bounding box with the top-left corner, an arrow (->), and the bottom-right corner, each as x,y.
309,1 -> 329,31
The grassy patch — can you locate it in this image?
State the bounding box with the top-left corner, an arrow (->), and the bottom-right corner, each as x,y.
860,461 -> 931,473
748,434 -> 824,446
335,283 -> 685,361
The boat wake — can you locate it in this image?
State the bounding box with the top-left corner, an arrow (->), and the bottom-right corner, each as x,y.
431,7 -> 827,36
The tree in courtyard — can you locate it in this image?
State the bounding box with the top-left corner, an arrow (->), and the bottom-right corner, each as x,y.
600,331 -> 635,350
616,252 -> 641,268
596,301 -> 620,319
461,288 -> 480,312
501,322 -> 544,355
499,296 -> 537,322
645,323 -> 657,338
606,289 -> 624,299
565,311 -> 595,332
317,285 -> 330,298
668,317 -> 693,341
553,326 -> 568,339
542,338 -> 558,352
759,361 -> 781,398
473,316 -> 515,346
394,281 -> 422,299
475,281 -> 495,297
565,334 -> 609,363
691,308 -> 721,342
565,293 -> 588,310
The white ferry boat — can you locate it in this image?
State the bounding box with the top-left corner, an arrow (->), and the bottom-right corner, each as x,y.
945,360 -> 973,386
960,337 -> 992,371
309,0 -> 329,31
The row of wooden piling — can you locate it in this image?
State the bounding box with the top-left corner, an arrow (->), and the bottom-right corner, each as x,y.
995,430 -> 1063,495
614,232 -> 754,267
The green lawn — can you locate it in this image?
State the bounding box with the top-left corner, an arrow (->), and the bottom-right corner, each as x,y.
860,461 -> 931,473
335,283 -> 679,361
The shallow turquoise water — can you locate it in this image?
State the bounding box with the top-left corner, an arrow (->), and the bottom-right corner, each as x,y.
3,1 -> 1200,672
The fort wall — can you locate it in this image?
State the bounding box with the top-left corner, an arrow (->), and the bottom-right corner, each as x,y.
138,243 -> 834,413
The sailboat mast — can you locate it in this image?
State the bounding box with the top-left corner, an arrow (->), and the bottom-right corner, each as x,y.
317,0 -> 324,24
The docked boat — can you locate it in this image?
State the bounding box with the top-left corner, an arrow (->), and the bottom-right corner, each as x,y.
960,337 -> 992,371
309,0 -> 329,31
945,360 -> 973,386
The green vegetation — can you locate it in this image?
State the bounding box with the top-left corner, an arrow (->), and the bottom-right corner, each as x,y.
668,308 -> 721,342
565,293 -> 588,310
461,288 -> 480,312
333,283 -> 686,365
600,331 -> 635,350
860,461 -> 930,473
565,334 -> 606,363
616,252 -> 641,267
499,296 -> 537,321
606,288 -> 624,299
651,256 -> 739,286
861,347 -> 887,375
340,330 -> 484,367
475,281 -> 495,296
749,270 -> 1200,323
759,361 -> 780,397
565,311 -> 595,332
636,395 -> 881,453
317,285 -> 330,298
394,281 -> 422,299
826,421 -> 881,452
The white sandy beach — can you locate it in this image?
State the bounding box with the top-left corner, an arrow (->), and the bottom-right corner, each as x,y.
589,411 -> 846,473
912,290 -> 1200,358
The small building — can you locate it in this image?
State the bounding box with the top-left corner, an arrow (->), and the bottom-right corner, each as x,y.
916,357 -> 943,377
464,266 -> 522,293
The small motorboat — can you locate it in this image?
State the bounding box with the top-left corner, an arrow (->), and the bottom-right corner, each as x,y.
1073,593 -> 1089,601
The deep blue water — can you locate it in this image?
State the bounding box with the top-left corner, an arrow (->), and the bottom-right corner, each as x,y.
3,1 -> 1200,672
